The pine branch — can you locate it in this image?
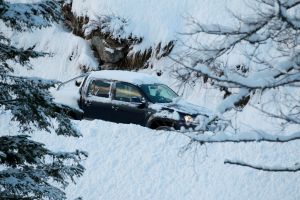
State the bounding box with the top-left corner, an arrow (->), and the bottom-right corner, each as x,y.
0,98 -> 24,103
1,0 -> 62,31
0,1 -> 86,199
0,135 -> 48,167
0,135 -> 87,199
0,37 -> 47,74
0,167 -> 66,200
0,43 -> 44,64
0,76 -> 81,137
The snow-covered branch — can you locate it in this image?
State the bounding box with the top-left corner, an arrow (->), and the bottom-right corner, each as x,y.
0,1 -> 86,198
1,0 -> 61,31
224,160 -> 300,172
183,131 -> 300,144
170,56 -> 300,90
174,0 -> 300,131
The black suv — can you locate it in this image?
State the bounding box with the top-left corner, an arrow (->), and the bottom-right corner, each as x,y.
74,70 -> 210,130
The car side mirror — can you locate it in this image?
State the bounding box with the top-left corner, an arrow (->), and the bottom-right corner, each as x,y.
131,97 -> 147,108
137,101 -> 146,109
75,80 -> 82,87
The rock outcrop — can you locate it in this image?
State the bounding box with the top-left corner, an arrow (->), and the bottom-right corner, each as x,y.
61,1 -> 174,71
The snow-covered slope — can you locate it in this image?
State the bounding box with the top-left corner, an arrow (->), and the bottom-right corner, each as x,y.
71,0 -> 247,51
2,0 -> 300,199
2,22 -> 98,80
29,120 -> 299,200
1,109 -> 300,200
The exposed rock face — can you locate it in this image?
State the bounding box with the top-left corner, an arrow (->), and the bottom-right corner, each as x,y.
61,1 -> 174,71
61,2 -> 88,37
91,36 -> 124,64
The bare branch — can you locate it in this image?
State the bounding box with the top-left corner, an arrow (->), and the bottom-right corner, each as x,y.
182,131 -> 300,144
284,0 -> 300,9
224,160 -> 300,172
252,105 -> 300,125
169,56 -> 300,89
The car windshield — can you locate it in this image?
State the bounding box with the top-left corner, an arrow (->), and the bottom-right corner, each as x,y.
140,84 -> 178,103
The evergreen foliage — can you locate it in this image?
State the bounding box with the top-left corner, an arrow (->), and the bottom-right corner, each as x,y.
0,0 -> 61,31
0,0 -> 86,199
0,135 -> 87,200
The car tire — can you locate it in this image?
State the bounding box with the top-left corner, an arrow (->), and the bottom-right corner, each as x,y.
156,126 -> 173,131
69,110 -> 83,120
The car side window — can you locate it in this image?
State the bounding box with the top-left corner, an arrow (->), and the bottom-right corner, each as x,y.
114,82 -> 142,103
87,79 -> 111,98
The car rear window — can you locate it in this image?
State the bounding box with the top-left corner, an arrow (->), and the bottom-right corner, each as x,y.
87,79 -> 111,98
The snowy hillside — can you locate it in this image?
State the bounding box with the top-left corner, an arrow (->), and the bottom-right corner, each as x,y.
34,120 -> 300,200
1,0 -> 300,199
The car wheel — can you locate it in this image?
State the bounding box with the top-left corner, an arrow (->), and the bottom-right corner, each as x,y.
69,110 -> 83,120
156,126 -> 173,131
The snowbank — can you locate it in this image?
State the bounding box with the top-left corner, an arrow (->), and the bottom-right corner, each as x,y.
29,119 -> 300,200
1,108 -> 300,200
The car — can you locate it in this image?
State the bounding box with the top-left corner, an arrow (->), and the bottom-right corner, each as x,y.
62,70 -> 211,130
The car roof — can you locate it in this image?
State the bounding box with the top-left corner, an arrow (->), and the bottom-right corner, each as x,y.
88,70 -> 163,85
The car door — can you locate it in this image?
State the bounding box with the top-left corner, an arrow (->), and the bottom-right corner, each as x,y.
111,81 -> 148,125
82,79 -> 113,121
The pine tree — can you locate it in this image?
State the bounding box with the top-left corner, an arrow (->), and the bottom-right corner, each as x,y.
0,1 -> 87,199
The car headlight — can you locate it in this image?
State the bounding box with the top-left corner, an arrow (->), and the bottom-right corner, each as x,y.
184,115 -> 194,123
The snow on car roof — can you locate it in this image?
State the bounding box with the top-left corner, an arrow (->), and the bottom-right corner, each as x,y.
88,70 -> 163,85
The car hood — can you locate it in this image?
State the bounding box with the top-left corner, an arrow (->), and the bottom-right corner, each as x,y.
150,97 -> 212,117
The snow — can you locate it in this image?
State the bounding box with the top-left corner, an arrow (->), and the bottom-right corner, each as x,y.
152,109 -> 180,121
149,97 -> 212,116
217,88 -> 250,113
185,130 -> 300,143
1,104 -> 298,200
25,119 -> 299,200
1,0 -> 300,199
1,22 -> 98,81
71,0 -> 247,52
88,70 -> 163,85
50,84 -> 81,110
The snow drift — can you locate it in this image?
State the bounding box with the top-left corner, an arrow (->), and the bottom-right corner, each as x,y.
1,0 -> 300,199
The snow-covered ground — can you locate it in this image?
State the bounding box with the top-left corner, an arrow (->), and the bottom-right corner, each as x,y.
2,0 -> 300,199
27,120 -> 300,200
1,110 -> 300,200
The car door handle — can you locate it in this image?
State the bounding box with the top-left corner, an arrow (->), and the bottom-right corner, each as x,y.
85,100 -> 92,106
112,105 -> 119,110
